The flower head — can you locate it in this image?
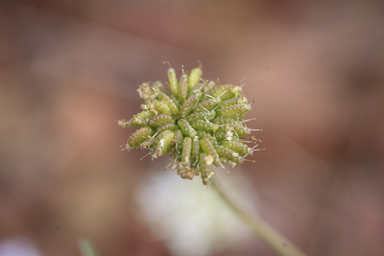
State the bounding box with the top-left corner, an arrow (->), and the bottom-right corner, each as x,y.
118,65 -> 262,185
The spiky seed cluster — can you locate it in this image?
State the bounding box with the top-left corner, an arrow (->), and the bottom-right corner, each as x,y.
118,65 -> 262,185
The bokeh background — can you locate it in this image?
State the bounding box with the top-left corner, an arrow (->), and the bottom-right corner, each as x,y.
1,0 -> 384,255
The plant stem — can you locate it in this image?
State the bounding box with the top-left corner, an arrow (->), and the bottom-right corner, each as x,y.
210,177 -> 307,256
78,238 -> 99,256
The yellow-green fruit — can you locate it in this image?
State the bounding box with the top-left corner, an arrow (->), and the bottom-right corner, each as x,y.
188,67 -> 202,91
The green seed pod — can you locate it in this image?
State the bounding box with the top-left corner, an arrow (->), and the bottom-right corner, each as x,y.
191,80 -> 214,96
165,93 -> 181,108
218,90 -> 238,102
217,123 -> 250,137
232,124 -> 251,137
150,133 -> 162,150
199,138 -> 221,167
153,130 -> 175,158
190,120 -> 219,134
168,67 -> 179,99
127,126 -> 154,150
221,141 -> 251,155
196,131 -> 217,145
215,131 -> 238,142
157,93 -> 179,116
237,96 -> 248,105
190,136 -> 200,169
155,123 -> 177,135
174,129 -> 184,156
181,137 -> 192,166
201,93 -> 218,103
219,157 -> 237,168
214,145 -> 241,163
220,104 -> 251,120
212,117 -> 238,125
129,117 -> 147,127
129,110 -> 155,127
210,84 -> 241,101
207,110 -> 217,120
202,80 -> 216,93
147,100 -> 172,115
180,93 -> 201,117
179,73 -> 189,104
193,99 -> 217,113
186,110 -> 216,123
188,67 -> 202,91
205,84 -> 223,98
177,119 -> 197,138
148,114 -> 174,127
186,112 -> 208,123
216,98 -> 239,113
190,81 -> 204,95
215,132 -> 227,142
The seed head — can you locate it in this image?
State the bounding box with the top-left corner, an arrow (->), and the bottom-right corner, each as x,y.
118,65 -> 262,185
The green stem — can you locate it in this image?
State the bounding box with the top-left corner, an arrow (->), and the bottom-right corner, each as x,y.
210,177 -> 307,256
78,238 -> 99,256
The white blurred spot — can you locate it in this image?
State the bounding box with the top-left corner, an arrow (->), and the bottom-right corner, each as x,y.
136,162 -> 258,256
0,238 -> 44,256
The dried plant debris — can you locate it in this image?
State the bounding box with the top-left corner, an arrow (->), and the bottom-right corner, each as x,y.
118,65 -> 263,185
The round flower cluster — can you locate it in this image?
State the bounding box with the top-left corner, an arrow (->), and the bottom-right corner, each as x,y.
118,65 -> 262,185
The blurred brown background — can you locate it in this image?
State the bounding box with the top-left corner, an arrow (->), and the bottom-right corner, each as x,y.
1,0 -> 384,255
